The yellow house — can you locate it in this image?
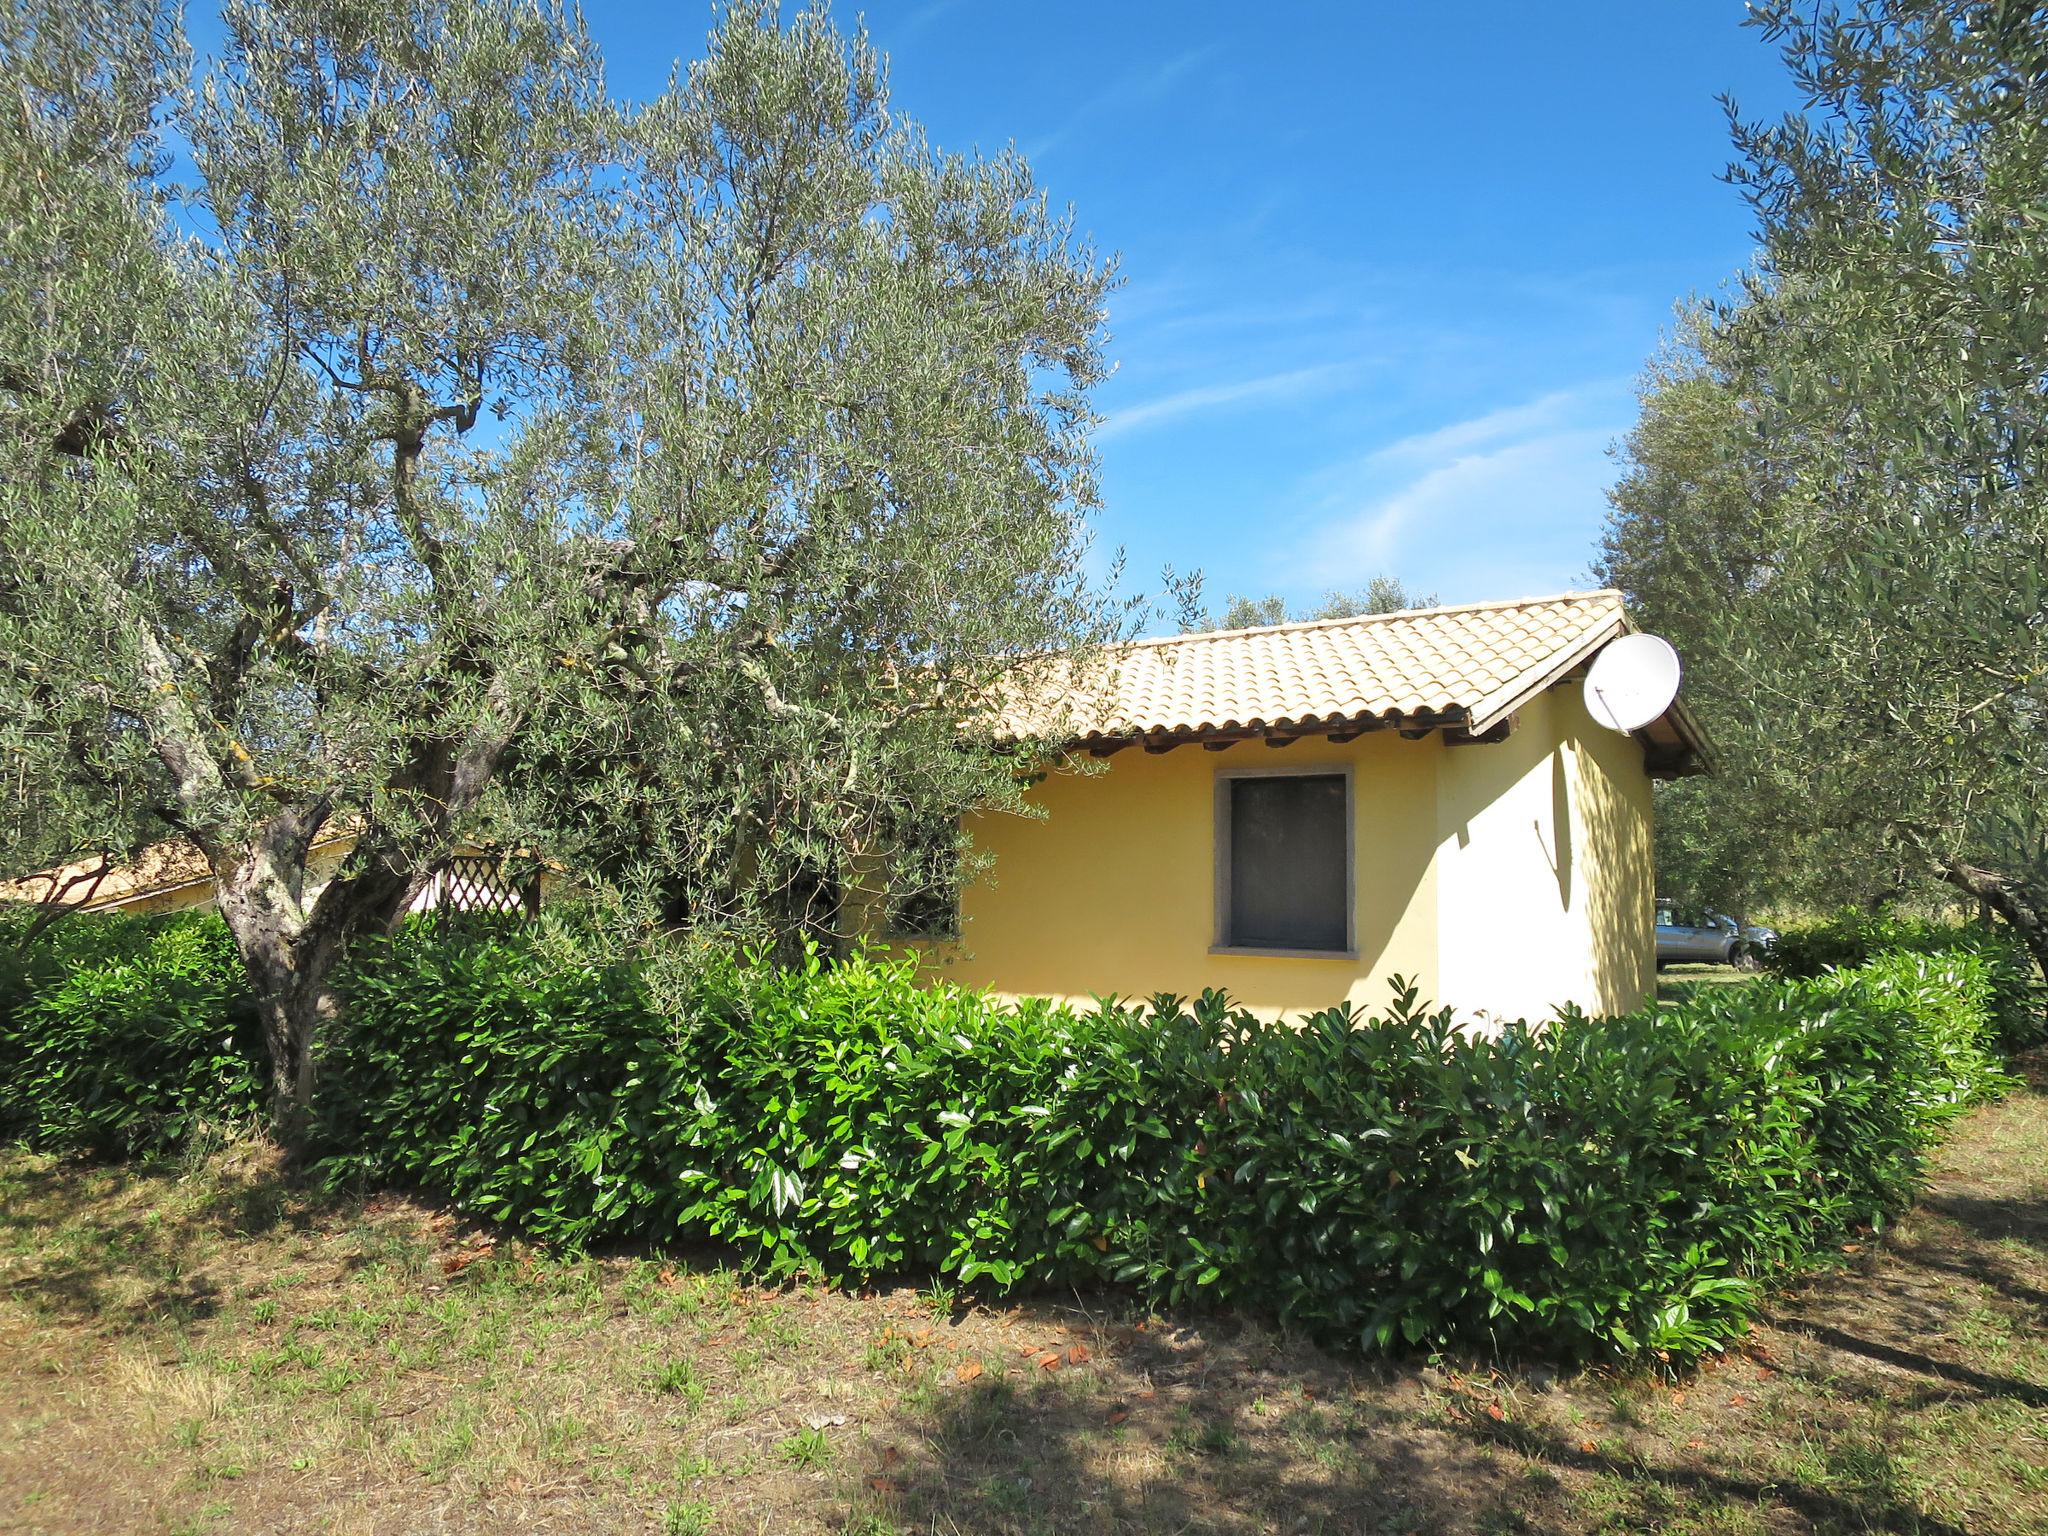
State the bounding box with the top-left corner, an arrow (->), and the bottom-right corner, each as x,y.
900,591 -> 1705,1022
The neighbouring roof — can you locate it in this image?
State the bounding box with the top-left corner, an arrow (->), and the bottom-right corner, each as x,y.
0,841 -> 214,912
1,831 -> 560,914
0,833 -> 358,914
1000,589 -> 1708,771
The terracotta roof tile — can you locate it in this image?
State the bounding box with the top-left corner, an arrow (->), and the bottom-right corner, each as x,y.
1000,590 -> 1632,744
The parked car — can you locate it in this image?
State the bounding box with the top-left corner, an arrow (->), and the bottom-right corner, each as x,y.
1655,900 -> 1778,970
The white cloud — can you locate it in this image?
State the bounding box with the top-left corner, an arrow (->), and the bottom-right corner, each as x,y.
1099,362 -> 1353,442
1369,384 -> 1614,466
1027,44 -> 1222,159
1293,382 -> 1631,600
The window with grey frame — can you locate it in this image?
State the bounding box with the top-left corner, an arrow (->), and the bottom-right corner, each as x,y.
1216,771 -> 1351,954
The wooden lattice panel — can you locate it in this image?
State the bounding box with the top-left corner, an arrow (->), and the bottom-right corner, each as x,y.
433,854 -> 539,918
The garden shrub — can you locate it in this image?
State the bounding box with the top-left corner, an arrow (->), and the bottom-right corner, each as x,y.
314,930 -> 2017,1362
1,908 -> 188,1142
1767,910 -> 2042,1047
0,912 -> 264,1157
0,911 -> 2023,1362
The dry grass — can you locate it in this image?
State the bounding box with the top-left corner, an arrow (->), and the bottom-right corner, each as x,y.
2,1053 -> 2044,1535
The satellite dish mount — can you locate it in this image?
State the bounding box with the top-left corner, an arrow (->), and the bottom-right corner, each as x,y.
1583,633 -> 1682,734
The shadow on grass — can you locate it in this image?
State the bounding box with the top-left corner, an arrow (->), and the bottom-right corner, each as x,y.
860,1346 -> 1553,1536
1773,1316 -> 2048,1410
1451,1412 -> 1977,1536
0,1145 -> 314,1329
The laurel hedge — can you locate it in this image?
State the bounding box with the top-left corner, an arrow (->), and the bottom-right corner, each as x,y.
0,912 -> 266,1154
1765,909 -> 2042,1048
0,909 -> 2026,1361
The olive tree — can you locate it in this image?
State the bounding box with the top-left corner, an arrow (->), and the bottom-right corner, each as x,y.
1185,575 -> 1437,634
1601,1 -> 2048,965
0,0 -> 1118,1135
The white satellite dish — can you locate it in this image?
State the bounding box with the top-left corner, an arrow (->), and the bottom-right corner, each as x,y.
1584,633 -> 1682,733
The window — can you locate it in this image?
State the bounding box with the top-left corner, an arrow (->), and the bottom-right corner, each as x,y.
886,822 -> 960,939
1215,770 -> 1352,954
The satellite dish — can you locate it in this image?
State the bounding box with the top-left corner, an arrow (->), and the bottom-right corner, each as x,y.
1584,634 -> 1681,733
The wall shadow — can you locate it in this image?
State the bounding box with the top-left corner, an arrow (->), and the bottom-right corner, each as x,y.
0,1149 -> 310,1329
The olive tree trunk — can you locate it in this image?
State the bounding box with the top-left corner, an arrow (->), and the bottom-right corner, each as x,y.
1939,857 -> 2048,985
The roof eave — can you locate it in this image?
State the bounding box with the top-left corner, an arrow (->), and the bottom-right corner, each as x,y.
1463,613 -> 1630,737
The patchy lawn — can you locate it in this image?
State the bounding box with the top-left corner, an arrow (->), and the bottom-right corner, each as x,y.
2,1053 -> 2043,1535
1657,963 -> 1760,1006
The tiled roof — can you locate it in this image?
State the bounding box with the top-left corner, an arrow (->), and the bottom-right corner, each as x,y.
1001,590 -> 1638,746
0,832 -> 355,911
0,841 -> 216,911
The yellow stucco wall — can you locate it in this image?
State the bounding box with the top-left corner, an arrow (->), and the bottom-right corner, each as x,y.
911,730 -> 1440,1014
904,684 -> 1656,1022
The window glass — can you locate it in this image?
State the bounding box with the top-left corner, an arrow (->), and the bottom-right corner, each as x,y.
1226,774 -> 1347,951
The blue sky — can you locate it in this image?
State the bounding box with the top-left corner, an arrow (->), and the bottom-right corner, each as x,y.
761,1 -> 1799,617
752,1 -> 1802,617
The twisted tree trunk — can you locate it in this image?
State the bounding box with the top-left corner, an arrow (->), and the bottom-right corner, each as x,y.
1938,857 -> 2048,984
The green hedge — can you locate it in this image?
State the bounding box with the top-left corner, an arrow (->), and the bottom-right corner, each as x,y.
1765,911 -> 2042,1048
0,912 -> 266,1156
0,913 -> 2025,1361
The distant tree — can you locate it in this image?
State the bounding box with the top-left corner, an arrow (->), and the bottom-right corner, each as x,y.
1307,576 -> 1438,621
1603,0 -> 2048,965
0,0 -> 1118,1135
1597,309 -> 1894,912
1210,594 -> 1289,632
1187,575 -> 1435,633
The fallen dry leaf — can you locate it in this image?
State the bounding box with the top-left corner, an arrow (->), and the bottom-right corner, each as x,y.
1105,1408 -> 1131,1426
867,1477 -> 904,1496
1037,1351 -> 1062,1371
1580,1440 -> 1598,1455
1484,1403 -> 1504,1421
881,1446 -> 903,1468
955,1359 -> 983,1383
1066,1343 -> 1091,1365
1729,1393 -> 1749,1407
439,1242 -> 495,1276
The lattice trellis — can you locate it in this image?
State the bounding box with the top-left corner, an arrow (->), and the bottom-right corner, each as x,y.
431,854 -> 540,920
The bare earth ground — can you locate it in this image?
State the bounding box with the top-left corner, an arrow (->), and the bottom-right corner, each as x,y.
2,1053 -> 2043,1536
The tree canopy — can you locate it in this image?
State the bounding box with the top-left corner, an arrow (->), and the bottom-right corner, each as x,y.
0,0 -> 1121,1128
1600,0 -> 2048,965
